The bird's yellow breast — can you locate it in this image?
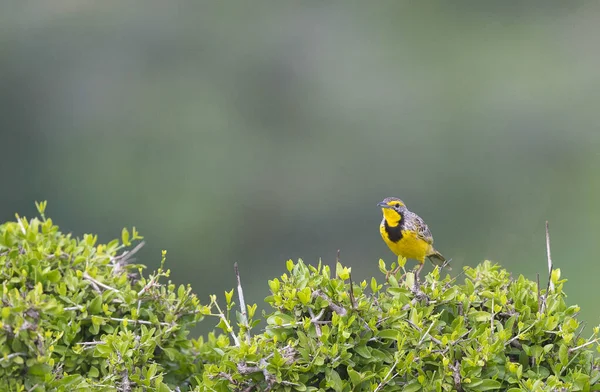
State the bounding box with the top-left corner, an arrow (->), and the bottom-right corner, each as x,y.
379,223 -> 430,262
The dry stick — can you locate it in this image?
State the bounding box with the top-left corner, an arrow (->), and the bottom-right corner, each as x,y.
234,262 -> 250,343
115,350 -> 131,392
83,272 -> 120,293
112,241 -> 146,272
313,291 -> 347,316
536,273 -> 541,314
450,360 -> 463,392
0,353 -> 26,363
569,338 -> 600,353
405,319 -> 443,346
374,359 -> 399,392
541,221 -> 554,314
349,272 -> 357,309
307,308 -> 323,337
545,221 -> 555,292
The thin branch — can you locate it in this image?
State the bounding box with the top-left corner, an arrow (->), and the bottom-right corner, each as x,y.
405,319 -> 443,346
312,290 -> 347,316
115,350 -> 131,392
83,272 -> 119,293
112,241 -> 145,275
17,217 -> 26,235
418,320 -> 437,346
540,221 -> 555,314
349,272 -> 357,309
114,241 -> 145,264
536,273 -> 541,314
234,263 -> 249,331
449,360 -> 463,392
77,341 -> 103,346
374,360 -> 399,392
505,323 -> 536,347
0,352 -> 26,363
307,308 -> 323,337
88,316 -> 171,327
545,221 -> 554,292
212,300 -> 241,347
569,338 -> 600,353
490,297 -> 495,335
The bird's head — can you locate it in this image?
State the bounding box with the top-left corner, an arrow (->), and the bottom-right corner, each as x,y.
377,197 -> 406,226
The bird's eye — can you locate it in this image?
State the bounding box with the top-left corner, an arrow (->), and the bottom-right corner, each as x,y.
395,203 -> 400,207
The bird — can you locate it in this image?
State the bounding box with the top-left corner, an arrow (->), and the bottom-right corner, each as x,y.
378,197 -> 448,282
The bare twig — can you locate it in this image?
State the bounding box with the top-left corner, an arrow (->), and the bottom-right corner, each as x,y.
545,221 -> 554,292
540,221 -> 555,314
307,308 -> 323,337
235,262 -> 251,344
405,319 -> 443,346
234,263 -> 248,328
349,272 -> 357,309
211,299 -> 241,346
16,216 -> 26,235
83,272 -> 119,293
312,290 -> 347,316
238,360 -> 275,391
86,316 -> 171,327
505,323 -> 536,347
569,338 -> 600,353
490,297 -> 495,335
0,353 -> 26,363
112,241 -> 145,275
76,341 -> 103,346
115,350 -> 131,392
536,273 -> 541,314
374,360 -> 399,392
449,360 -> 463,392
216,372 -> 237,385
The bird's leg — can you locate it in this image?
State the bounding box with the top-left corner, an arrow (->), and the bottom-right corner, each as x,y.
413,262 -> 424,290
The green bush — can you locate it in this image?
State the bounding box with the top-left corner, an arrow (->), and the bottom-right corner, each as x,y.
1,203 -> 599,391
0,202 -> 204,391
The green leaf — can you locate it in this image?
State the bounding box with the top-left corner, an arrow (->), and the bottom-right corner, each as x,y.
121,227 -> 130,246
225,289 -> 234,306
325,368 -> 343,392
46,269 -> 61,283
88,366 -> 99,378
559,343 -> 568,366
468,379 -> 502,391
28,363 -> 52,376
376,329 -> 399,340
348,368 -> 362,386
402,381 -> 422,392
469,311 -> 491,322
370,277 -> 379,293
354,345 -> 371,359
88,296 -> 103,314
378,259 -> 386,273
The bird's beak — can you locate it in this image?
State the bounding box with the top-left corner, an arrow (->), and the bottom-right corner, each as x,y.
377,201 -> 391,209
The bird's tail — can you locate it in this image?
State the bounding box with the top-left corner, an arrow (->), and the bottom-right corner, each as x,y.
428,249 -> 451,270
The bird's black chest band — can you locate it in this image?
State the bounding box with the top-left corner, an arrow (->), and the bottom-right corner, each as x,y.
384,213 -> 404,243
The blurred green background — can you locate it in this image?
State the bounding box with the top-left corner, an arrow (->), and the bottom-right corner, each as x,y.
2,2 -> 599,334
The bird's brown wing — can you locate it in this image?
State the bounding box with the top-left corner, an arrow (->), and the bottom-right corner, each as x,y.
406,211 -> 434,245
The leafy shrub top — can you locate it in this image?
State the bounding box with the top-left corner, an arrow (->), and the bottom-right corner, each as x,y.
1,203 -> 599,391
0,202 -> 204,391
199,259 -> 600,392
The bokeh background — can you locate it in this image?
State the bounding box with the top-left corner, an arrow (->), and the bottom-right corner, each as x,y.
2,2 -> 599,335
